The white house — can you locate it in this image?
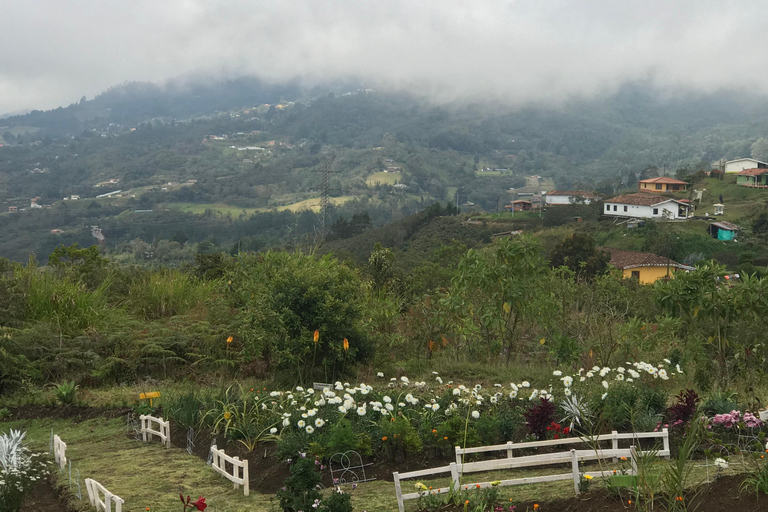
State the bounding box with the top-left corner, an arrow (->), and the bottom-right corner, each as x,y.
545,190 -> 599,205
603,193 -> 690,220
724,158 -> 768,174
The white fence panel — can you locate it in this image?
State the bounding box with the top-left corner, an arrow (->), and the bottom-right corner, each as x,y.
210,444 -> 249,496
85,478 -> 124,512
395,434 -> 663,512
140,415 -> 171,449
53,434 -> 67,470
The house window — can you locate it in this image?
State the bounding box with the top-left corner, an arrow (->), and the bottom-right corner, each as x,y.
606,204 -> 610,211
655,184 -> 662,190
653,208 -> 659,215
613,205 -> 617,211
672,184 -> 679,191
631,271 -> 640,279
624,206 -> 628,212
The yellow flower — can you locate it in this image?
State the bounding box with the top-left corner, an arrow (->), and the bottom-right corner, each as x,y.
226,336 -> 233,344
584,475 -> 593,480
223,411 -> 231,420
313,330 -> 319,343
490,480 -> 501,486
343,338 -> 349,351
415,482 -> 427,491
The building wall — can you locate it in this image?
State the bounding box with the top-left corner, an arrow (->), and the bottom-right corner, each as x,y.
736,175 -> 766,185
639,182 -> 687,193
603,201 -> 686,219
726,159 -> 761,174
546,195 -> 593,205
622,266 -> 678,284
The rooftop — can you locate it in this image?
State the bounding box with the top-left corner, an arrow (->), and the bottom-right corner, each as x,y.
603,248 -> 694,271
605,193 -> 686,206
736,168 -> 768,176
710,221 -> 740,231
638,177 -> 688,185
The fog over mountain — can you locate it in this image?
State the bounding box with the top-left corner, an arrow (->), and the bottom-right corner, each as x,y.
1,0 -> 767,114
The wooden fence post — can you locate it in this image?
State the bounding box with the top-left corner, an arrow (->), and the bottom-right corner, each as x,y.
662,428 -> 670,459
506,441 -> 514,459
455,445 -> 462,473
242,458 -> 249,496
449,462 -> 460,491
571,449 -> 580,496
393,471 -> 405,512
630,445 -> 638,475
611,431 -> 619,462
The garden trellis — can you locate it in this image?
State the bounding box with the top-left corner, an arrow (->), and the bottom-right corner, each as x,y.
85,478 -> 124,512
209,444 -> 249,496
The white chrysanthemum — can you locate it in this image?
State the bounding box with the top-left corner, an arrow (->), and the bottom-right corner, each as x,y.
586,371 -> 594,378
357,407 -> 366,416
270,427 -> 278,434
601,393 -> 608,400
315,418 -> 325,427
617,367 -> 625,374
297,420 -> 306,428
377,372 -> 384,377
580,377 -> 586,382
385,403 -> 394,411
564,388 -> 572,396
602,380 -> 609,389
306,426 -> 315,434
490,396 -> 498,404
453,388 -> 461,396
296,386 -> 304,392
383,396 -> 392,403
561,376 -> 573,387
471,410 -> 480,419
509,390 -> 518,399
521,381 -> 530,388
282,418 -> 290,427
431,404 -> 440,411
338,406 -> 347,414
307,409 -> 317,417
510,383 -> 518,391
553,370 -> 562,376
658,369 -> 669,380
436,377 -> 443,384
401,376 -> 410,384
714,457 -> 728,469
615,374 -> 624,381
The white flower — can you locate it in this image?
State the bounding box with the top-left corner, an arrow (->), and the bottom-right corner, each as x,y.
521,381 -> 530,388
383,396 -> 392,403
564,388 -> 572,396
398,402 -> 405,407
586,371 -> 594,378
658,369 -> 669,380
529,390 -> 539,400
509,390 -> 518,399
385,403 -> 394,411
270,427 -> 278,434
580,377 -> 586,382
315,419 -> 325,427
436,377 -> 443,384
561,376 -> 573,387
471,410 -> 480,419
297,420 -> 306,428
401,376 -> 409,384
626,378 -> 633,382
553,370 -> 562,376
357,407 -> 367,416
377,372 -> 384,377
338,406 -> 347,414
602,380 -> 609,389
431,404 -> 440,411
615,374 -> 624,381
675,364 -> 683,374
306,426 -> 315,434
714,457 -> 728,470
296,386 -> 304,392
307,388 -> 315,395
490,396 -> 498,404
617,367 -> 625,374
601,393 -> 608,400
510,383 -> 518,391
453,388 -> 461,396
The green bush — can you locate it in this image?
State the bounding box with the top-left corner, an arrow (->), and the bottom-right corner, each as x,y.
127,269 -> 211,319
53,380 -> 78,405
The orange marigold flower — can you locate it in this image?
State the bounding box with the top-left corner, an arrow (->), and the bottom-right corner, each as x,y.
476,484 -> 481,489
226,336 -> 233,344
444,436 -> 448,440
382,436 -> 388,441
313,330 -> 319,343
534,505 -> 540,510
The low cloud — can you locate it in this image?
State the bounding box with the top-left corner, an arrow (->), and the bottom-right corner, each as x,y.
1,0 -> 766,113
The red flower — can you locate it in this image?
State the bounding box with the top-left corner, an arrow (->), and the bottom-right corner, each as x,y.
190,497 -> 207,511
563,427 -> 570,435
554,434 -> 560,439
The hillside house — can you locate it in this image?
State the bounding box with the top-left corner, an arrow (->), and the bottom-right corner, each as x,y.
545,190 -> 598,205
725,158 -> 768,174
638,177 -> 688,193
708,221 -> 739,241
505,200 -> 533,212
604,248 -> 694,284
8,206 -> 17,213
736,168 -> 768,188
603,193 -> 690,220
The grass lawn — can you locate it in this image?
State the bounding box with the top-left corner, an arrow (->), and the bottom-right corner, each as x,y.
167,202 -> 261,216
694,176 -> 765,223
366,172 -> 401,187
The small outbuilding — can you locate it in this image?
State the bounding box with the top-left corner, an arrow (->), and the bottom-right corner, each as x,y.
708,221 -> 739,241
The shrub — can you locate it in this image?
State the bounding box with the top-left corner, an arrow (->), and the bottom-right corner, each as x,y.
277,456 -> 322,512
53,380 -> 78,405
524,398 -> 557,439
127,270 -> 210,319
667,389 -> 700,425
0,430 -> 50,512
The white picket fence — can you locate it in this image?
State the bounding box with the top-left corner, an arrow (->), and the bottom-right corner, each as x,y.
85,478 -> 124,512
140,414 -> 171,449
210,444 -> 249,496
393,429 -> 669,512
53,434 -> 67,470
454,428 -> 670,470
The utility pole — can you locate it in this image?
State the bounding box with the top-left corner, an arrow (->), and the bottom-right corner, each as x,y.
315,154 -> 336,241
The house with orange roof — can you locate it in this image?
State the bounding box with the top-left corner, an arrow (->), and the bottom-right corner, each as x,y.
638,177 -> 688,193
604,248 -> 694,284
736,168 -> 768,188
604,193 -> 690,220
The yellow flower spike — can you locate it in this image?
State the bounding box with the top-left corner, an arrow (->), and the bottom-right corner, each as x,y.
343,338 -> 349,351
226,336 -> 233,344
223,411 -> 231,420
313,330 -> 319,343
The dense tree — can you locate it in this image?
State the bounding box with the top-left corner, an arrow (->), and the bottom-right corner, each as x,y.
550,233 -> 610,281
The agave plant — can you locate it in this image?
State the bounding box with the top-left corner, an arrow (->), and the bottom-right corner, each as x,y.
0,429 -> 29,470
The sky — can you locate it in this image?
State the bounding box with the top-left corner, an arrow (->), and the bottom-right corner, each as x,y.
1,0 -> 766,114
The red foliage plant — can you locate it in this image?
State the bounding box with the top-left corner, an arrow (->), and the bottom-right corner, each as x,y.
524,398 -> 557,439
